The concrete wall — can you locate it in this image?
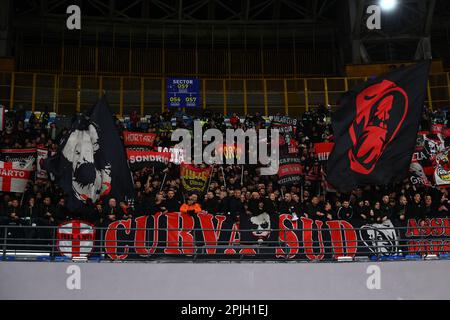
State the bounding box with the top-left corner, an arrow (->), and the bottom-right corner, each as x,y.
1,260 -> 449,300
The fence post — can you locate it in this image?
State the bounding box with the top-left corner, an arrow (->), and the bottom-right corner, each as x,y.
202,79 -> 206,110
283,79 -> 289,116
98,76 -> 103,98
324,78 -> 329,107
9,72 -> 15,110
263,79 -> 268,116
427,80 -> 433,110
304,78 -> 309,112
140,77 -> 145,116
223,79 -> 227,116
32,73 -> 37,112
243,79 -> 248,115
76,75 -> 81,113
119,77 -> 124,117
161,78 -> 165,113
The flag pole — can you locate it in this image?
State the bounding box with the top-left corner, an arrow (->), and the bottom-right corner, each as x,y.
160,172 -> 167,192
240,165 -> 244,186
220,165 -> 227,189
207,164 -> 215,192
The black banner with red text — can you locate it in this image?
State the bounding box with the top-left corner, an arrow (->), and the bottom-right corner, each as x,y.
99,213 -> 450,260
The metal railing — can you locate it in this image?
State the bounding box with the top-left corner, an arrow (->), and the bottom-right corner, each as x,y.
1,71 -> 449,117
1,222 -> 449,262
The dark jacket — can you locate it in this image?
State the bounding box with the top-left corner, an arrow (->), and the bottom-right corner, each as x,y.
337,206 -> 353,221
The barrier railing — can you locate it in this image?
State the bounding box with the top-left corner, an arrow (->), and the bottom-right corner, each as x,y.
1,222 -> 449,262
1,72 -> 449,117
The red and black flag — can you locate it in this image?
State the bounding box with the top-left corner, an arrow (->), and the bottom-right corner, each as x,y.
327,61 -> 430,192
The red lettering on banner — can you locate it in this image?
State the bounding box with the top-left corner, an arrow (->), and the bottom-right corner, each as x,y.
406,219 -> 420,237
431,219 -> 444,236
301,217 -> 325,261
326,220 -> 357,258
164,212 -> 195,255
105,219 -> 132,260
407,240 -> 420,254
224,223 -> 240,255
276,214 -> 299,259
134,213 -> 162,256
197,213 -> 226,254
444,240 -> 450,253
444,218 -> 450,236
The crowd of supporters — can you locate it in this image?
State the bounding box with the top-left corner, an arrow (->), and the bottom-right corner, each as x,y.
1,104 -> 450,237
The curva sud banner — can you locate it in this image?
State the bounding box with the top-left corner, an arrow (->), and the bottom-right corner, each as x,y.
95,213 -> 450,260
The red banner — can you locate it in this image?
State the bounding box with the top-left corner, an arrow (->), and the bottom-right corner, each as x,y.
314,142 -> 335,161
123,131 -> 157,148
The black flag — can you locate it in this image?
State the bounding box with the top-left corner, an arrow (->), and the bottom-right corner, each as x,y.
45,96 -> 134,210
327,61 -> 430,192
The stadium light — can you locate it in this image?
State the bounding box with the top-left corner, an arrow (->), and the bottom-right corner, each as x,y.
379,0 -> 398,11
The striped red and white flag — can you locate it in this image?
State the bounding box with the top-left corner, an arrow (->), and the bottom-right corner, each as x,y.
0,160 -> 33,193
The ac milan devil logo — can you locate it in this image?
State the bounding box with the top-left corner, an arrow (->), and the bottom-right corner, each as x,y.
348,80 -> 409,174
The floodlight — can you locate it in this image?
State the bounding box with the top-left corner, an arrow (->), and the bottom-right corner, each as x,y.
380,0 -> 398,11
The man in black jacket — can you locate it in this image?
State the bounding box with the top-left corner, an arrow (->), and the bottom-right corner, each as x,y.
337,200 -> 354,221
165,189 -> 182,212
203,191 -> 220,215
407,193 -> 425,222
279,193 -> 300,221
228,189 -> 245,222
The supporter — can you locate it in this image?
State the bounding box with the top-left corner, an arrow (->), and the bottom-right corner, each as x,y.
323,202 -> 335,221
180,195 -> 202,216
356,200 -> 369,222
395,196 -> 408,224
228,189 -> 246,221
408,193 -> 425,222
148,192 -> 168,215
305,196 -> 324,220
337,200 -> 353,221
247,192 -> 265,217
39,196 -> 56,225
264,193 -> 279,216
105,198 -> 119,217
279,193 -> 300,221
203,191 -> 219,214
423,195 -> 436,219
165,189 -> 182,212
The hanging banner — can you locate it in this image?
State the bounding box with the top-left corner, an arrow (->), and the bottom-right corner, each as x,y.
0,160 -> 34,193
126,149 -> 171,170
277,156 -> 303,186
36,147 -> 49,179
314,142 -> 335,161
103,213 -> 380,260
123,131 -> 157,148
404,218 -> 450,256
157,146 -> 184,165
434,148 -> 450,187
0,148 -> 36,163
180,163 -> 212,193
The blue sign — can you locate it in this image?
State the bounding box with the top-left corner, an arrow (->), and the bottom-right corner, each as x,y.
167,78 -> 200,108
